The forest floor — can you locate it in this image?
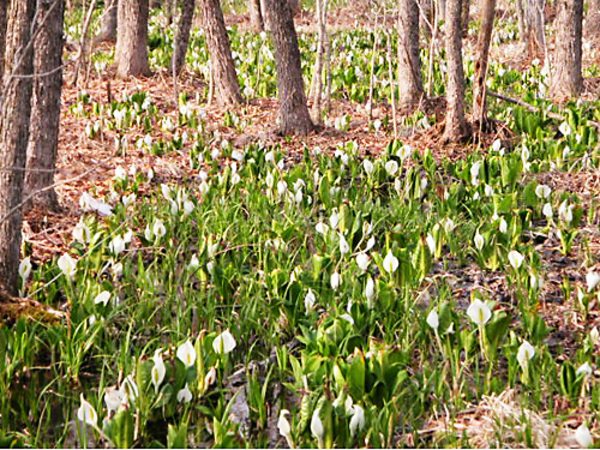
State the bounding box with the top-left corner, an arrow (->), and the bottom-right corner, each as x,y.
16,2 -> 600,446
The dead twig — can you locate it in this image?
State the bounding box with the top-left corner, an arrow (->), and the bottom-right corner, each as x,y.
487,89 -> 600,130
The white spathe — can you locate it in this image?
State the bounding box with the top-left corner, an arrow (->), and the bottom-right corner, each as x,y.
466,299 -> 492,325
177,339 -> 198,366
212,330 -> 236,355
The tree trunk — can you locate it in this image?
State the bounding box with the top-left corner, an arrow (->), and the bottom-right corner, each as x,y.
0,0 -> 36,296
0,0 -> 8,80
460,0 -> 469,37
260,0 -> 271,30
525,0 -> 545,56
25,0 -> 65,212
472,0 -> 496,124
115,0 -> 151,78
199,0 -> 242,105
443,0 -> 468,142
586,0 -> 600,39
419,0 -> 433,39
288,0 -> 299,14
264,0 -> 314,135
437,0 -> 445,21
249,0 -> 263,31
550,0 -> 583,101
515,0 -> 526,44
172,0 -> 195,74
309,0 -> 328,124
95,0 -> 117,44
397,0 -> 424,113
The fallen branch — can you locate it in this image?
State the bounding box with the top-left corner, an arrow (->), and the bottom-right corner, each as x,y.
487,89 -> 600,130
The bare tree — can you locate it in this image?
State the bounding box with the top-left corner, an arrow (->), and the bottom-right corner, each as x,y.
95,0 -> 118,44
0,0 -> 36,295
0,0 -> 8,78
437,0 -> 445,21
397,0 -> 424,113
443,0 -> 468,142
309,0 -> 329,124
199,0 -> 242,105
461,0 -> 469,36
523,0 -> 545,55
549,0 -> 583,101
472,0 -> 496,124
172,0 -> 196,74
586,0 -> 600,39
24,0 -> 65,212
264,0 -> 314,135
249,0 -> 263,31
115,0 -> 151,78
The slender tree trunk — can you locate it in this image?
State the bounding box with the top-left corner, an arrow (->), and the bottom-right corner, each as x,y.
397,0 -> 424,113
525,0 -> 545,56
199,0 -> 242,105
172,0 -> 195,74
25,0 -> 65,212
516,0 -> 526,44
443,0 -> 468,142
586,0 -> 600,39
260,0 -> 271,30
0,0 -> 36,296
437,0 -> 445,21
166,0 -> 176,26
309,0 -> 328,124
550,0 -> 583,101
426,0 -> 440,95
249,0 -> 263,31
115,0 -> 151,78
419,0 -> 433,39
72,0 -> 97,85
472,0 -> 496,124
0,0 -> 8,80
264,0 -> 314,135
460,0 -> 469,36
95,0 -> 117,44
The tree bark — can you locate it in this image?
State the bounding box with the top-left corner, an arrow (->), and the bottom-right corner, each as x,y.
460,0 -> 469,37
472,0 -> 496,124
586,0 -> 600,39
524,0 -> 545,56
309,0 -> 328,124
249,0 -> 263,31
264,0 -> 314,135
549,0 -> 583,101
437,0 -> 445,22
172,0 -> 195,74
0,0 -> 36,296
288,0 -> 299,14
95,0 -> 117,44
419,0 -> 433,39
0,0 -> 8,80
25,0 -> 65,212
115,0 -> 151,78
397,0 -> 424,113
443,0 -> 468,142
199,0 -> 242,105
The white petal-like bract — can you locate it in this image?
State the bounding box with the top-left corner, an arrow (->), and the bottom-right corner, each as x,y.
466,299 -> 492,325
212,330 -> 236,355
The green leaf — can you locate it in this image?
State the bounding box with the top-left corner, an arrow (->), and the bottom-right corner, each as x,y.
104,410 -> 135,449
167,423 -> 188,449
347,351 -> 366,399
